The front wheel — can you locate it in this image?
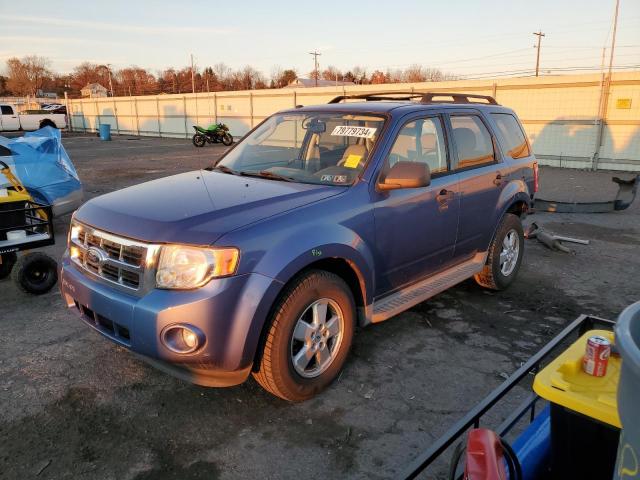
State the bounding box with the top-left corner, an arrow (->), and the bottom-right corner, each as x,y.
192,134 -> 206,147
221,133 -> 233,146
11,252 -> 58,294
474,213 -> 524,290
253,270 -> 355,402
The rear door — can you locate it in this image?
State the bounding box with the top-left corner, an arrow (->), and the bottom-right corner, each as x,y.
0,105 -> 20,131
446,110 -> 506,260
372,112 -> 460,296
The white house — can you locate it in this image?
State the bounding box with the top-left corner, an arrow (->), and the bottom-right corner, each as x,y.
80,83 -> 108,98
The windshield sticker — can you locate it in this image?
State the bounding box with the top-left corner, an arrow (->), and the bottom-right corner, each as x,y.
331,126 -> 377,139
343,154 -> 362,169
321,174 -> 348,183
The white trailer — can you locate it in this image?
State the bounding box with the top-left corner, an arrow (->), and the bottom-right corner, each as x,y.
0,104 -> 67,132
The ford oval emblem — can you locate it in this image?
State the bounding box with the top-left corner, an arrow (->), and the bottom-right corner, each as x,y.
86,246 -> 108,265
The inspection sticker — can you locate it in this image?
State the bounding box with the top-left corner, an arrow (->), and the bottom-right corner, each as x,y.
343,154 -> 362,168
331,126 -> 377,139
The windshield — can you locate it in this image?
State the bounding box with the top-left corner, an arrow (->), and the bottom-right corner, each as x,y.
214,112 -> 386,186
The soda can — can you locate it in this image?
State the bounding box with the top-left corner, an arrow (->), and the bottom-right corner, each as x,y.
583,335 -> 611,377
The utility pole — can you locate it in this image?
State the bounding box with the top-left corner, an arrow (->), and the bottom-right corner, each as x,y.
98,64 -> 114,97
606,0 -> 620,81
190,54 -> 196,93
593,0 -> 621,171
106,65 -> 114,98
533,31 -> 545,77
309,51 -> 321,87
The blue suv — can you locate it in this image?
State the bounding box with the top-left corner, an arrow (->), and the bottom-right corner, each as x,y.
59,92 -> 538,401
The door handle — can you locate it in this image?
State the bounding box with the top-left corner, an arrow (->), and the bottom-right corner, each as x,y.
436,189 -> 454,203
436,189 -> 454,212
493,172 -> 504,186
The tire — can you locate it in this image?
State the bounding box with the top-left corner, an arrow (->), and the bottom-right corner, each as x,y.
11,252 -> 58,294
192,134 -> 206,147
221,133 -> 233,146
39,119 -> 56,129
253,270 -> 356,402
0,252 -> 17,279
474,213 -> 524,291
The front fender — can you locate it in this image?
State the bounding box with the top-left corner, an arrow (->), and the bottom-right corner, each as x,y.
255,223 -> 375,306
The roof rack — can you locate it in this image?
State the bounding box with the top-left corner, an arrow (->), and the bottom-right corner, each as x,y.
421,92 -> 498,105
328,91 -> 499,105
328,92 -> 424,103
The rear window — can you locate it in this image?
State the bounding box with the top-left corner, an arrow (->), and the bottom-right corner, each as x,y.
1,106 -> 14,115
450,115 -> 495,169
492,113 -> 530,159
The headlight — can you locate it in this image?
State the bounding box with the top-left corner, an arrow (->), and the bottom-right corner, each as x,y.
156,245 -> 239,289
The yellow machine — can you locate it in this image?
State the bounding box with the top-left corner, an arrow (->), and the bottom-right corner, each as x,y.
0,160 -> 58,294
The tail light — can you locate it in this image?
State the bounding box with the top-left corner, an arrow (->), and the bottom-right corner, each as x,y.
533,162 -> 539,193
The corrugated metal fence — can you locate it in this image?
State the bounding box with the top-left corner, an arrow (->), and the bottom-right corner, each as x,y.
66,72 -> 640,171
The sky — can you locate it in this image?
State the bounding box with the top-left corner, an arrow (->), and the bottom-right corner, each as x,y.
0,0 -> 639,79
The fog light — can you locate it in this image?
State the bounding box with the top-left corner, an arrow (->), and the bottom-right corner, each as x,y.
161,325 -> 203,354
182,329 -> 198,349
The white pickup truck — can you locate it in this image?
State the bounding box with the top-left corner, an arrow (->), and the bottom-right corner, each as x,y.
0,104 -> 66,131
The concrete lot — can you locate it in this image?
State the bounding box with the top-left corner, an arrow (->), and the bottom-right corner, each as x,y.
1,134 -> 638,479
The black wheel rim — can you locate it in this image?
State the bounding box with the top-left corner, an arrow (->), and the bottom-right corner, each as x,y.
25,261 -> 52,285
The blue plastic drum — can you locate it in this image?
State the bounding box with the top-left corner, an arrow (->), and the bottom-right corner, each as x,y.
99,123 -> 111,141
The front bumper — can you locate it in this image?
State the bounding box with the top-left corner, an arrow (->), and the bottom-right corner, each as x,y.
59,252 -> 280,387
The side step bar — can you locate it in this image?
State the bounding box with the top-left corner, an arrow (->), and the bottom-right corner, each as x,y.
372,253 -> 486,323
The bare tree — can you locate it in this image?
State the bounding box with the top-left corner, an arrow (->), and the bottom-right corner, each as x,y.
5,55 -> 52,96
321,65 -> 342,81
370,70 -> 387,84
351,66 -> 369,85
271,67 -> 297,88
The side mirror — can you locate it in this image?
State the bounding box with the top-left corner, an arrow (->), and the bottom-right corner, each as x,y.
379,161 -> 431,190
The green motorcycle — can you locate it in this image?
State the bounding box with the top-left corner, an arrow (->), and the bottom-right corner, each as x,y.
192,123 -> 234,147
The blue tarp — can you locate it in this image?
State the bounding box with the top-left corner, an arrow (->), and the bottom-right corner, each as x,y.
0,127 -> 82,214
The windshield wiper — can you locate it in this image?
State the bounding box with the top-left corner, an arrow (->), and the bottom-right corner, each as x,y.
211,164 -> 238,175
239,170 -> 294,182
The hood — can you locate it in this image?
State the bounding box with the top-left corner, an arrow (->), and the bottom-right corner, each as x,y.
75,170 -> 343,245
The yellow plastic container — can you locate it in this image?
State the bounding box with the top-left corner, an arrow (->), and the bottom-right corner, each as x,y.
0,188 -> 32,204
533,329 -> 621,427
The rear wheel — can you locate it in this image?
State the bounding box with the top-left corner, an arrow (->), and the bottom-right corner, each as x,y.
11,252 -> 58,294
192,134 -> 206,147
253,270 -> 355,402
0,252 -> 17,279
39,119 -> 56,129
474,213 -> 524,290
221,133 -> 233,146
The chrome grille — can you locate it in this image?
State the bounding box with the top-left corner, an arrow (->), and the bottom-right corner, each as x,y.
70,221 -> 159,292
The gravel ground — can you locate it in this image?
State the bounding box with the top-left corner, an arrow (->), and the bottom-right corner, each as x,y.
0,134 -> 638,479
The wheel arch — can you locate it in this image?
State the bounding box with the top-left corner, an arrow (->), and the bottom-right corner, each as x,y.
250,255 -> 370,370
487,190 -> 531,252
39,118 -> 56,129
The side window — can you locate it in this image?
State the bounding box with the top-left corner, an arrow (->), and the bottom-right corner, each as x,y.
1,105 -> 14,115
491,113 -> 531,159
450,115 -> 495,169
386,117 -> 448,175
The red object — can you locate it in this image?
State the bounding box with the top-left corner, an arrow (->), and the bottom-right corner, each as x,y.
532,162 -> 539,193
464,429 -> 508,480
583,335 -> 611,377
